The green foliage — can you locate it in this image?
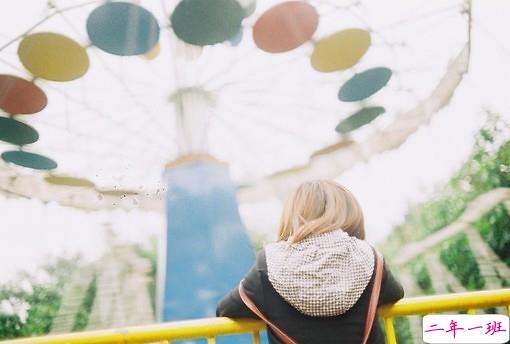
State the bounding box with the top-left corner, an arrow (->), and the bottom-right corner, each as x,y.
380,110 -> 509,344
0,255 -> 81,339
0,314 -> 23,339
382,110 -> 510,343
134,239 -> 158,317
394,317 -> 414,344
18,286 -> 61,336
475,204 -> 510,266
72,277 -> 96,331
410,261 -> 434,295
389,112 -> 510,246
439,234 -> 484,290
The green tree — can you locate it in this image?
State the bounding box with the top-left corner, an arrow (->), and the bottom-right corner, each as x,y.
0,255 -> 81,339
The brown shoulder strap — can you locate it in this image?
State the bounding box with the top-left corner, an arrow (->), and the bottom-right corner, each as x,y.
238,283 -> 297,344
238,249 -> 384,344
361,250 -> 384,344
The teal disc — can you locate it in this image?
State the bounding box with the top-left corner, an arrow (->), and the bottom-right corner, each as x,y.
2,150 -> 57,170
171,0 -> 244,46
0,116 -> 39,145
335,106 -> 386,134
87,2 -> 160,56
338,67 -> 392,102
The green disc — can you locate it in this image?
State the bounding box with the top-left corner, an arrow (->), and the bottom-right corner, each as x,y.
0,116 -> 39,145
171,0 -> 244,46
338,67 -> 392,102
335,106 -> 385,134
2,150 -> 57,170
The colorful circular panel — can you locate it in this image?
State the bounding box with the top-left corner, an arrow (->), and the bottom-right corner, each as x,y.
18,33 -> 89,81
87,2 -> 160,56
0,117 -> 39,145
253,1 -> 318,53
311,29 -> 371,72
0,75 -> 47,114
2,150 -> 57,170
45,175 -> 95,188
335,106 -> 385,134
144,43 -> 161,60
338,67 -> 392,102
171,0 -> 244,46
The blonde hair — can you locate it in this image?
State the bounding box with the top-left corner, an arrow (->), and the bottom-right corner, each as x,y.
277,180 -> 365,243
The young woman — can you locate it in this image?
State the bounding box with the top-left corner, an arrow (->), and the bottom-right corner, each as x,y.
216,180 -> 404,344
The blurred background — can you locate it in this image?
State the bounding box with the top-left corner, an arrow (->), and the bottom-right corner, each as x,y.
0,0 -> 509,343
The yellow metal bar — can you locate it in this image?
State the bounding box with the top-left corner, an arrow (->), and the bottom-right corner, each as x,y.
379,288 -> 510,317
1,289 -> 508,344
251,331 -> 261,344
0,318 -> 265,344
467,309 -> 476,314
384,317 -> 397,344
206,337 -> 215,344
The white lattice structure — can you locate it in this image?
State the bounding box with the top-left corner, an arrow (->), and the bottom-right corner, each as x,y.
50,244 -> 154,332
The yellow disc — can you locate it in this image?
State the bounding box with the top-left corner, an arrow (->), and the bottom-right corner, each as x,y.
311,29 -> 371,73
45,174 -> 95,188
18,32 -> 89,81
144,42 -> 160,60
100,188 -> 139,197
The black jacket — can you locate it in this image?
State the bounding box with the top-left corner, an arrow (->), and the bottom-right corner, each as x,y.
216,249 -> 404,344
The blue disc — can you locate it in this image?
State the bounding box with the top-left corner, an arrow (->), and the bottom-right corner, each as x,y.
0,116 -> 39,145
2,150 -> 57,170
335,106 -> 385,134
87,2 -> 160,56
338,67 -> 392,102
171,0 -> 244,46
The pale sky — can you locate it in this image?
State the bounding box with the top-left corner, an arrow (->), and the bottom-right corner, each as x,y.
1,0 -> 510,282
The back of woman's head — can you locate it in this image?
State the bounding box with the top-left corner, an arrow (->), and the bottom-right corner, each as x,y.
277,180 -> 365,243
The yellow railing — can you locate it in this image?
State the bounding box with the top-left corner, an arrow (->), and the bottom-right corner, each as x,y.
2,288 -> 510,344
379,288 -> 510,344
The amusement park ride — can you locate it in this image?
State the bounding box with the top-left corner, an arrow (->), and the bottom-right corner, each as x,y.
0,0 -> 474,342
